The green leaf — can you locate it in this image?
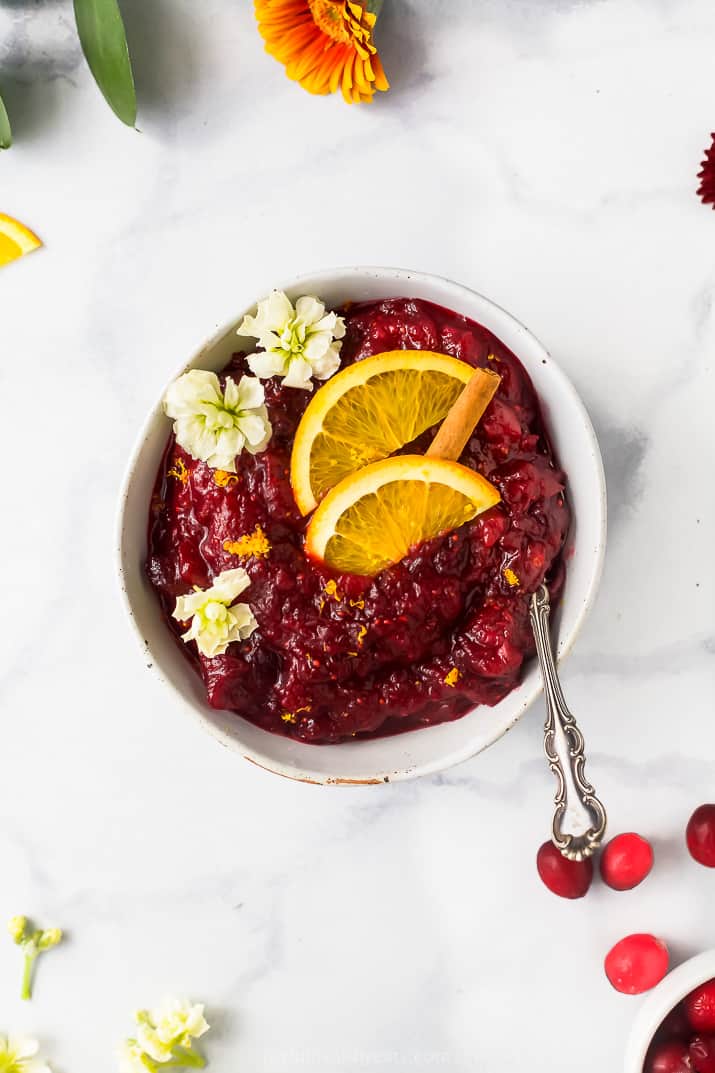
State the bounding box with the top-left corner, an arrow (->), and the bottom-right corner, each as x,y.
365,0 -> 384,16
0,91 -> 11,149
73,0 -> 136,126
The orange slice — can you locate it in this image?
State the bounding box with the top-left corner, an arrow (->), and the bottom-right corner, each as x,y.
291,350 -> 477,515
0,213 -> 41,268
305,454 -> 501,576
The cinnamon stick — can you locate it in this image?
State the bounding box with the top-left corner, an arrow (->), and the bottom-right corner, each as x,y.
426,366 -> 501,461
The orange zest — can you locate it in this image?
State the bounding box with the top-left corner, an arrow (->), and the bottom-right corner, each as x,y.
223,525 -> 272,559
167,457 -> 189,483
254,0 -> 389,104
214,469 -> 239,487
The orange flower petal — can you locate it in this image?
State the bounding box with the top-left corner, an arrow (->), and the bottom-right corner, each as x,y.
372,53 -> 389,91
254,0 -> 388,104
291,38 -> 333,81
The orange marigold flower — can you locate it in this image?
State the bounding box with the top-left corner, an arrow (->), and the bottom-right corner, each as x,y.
255,0 -> 389,104
698,133 -> 715,209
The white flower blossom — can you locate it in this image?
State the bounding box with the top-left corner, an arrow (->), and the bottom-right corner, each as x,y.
0,1035 -> 52,1073
132,1020 -> 171,1065
118,997 -> 210,1072
239,290 -> 345,391
164,370 -> 271,473
117,1040 -> 150,1073
173,568 -> 257,658
136,998 -> 209,1062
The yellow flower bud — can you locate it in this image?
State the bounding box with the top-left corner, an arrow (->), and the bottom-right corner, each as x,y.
37,927 -> 62,951
7,915 -> 27,944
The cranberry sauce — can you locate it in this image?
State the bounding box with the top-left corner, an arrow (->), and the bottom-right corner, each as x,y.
147,298 -> 570,744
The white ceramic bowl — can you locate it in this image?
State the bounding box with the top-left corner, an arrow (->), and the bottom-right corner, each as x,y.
116,267 -> 606,784
624,950 -> 715,1072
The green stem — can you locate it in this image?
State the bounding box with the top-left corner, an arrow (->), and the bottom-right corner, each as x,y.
21,952 -> 36,1000
165,1049 -> 206,1069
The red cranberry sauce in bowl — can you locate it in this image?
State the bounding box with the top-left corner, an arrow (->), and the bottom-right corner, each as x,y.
146,298 -> 570,745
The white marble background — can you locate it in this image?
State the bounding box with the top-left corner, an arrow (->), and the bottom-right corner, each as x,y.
1,1 -> 714,1070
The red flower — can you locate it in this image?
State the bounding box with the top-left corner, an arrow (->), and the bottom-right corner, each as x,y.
697,134 -> 715,208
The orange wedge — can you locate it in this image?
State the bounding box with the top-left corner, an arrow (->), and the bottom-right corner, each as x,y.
0,213 -> 41,268
291,350 -> 477,515
305,454 -> 501,577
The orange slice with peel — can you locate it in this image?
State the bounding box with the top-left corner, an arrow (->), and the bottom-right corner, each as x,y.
305,454 -> 501,577
291,350 -> 479,515
0,213 -> 41,268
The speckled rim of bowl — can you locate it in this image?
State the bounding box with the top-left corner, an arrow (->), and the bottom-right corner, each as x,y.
116,266 -> 607,785
624,950 -> 715,1072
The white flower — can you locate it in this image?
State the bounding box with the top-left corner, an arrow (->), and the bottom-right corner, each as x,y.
0,1035 -> 51,1073
173,568 -> 257,658
121,998 -> 210,1070
150,996 -> 209,1049
239,290 -> 345,391
133,1020 -> 170,1065
117,1040 -> 150,1073
164,370 -> 271,473
136,997 -> 209,1062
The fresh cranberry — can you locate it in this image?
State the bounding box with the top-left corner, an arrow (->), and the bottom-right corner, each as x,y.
660,1003 -> 692,1039
604,934 -> 669,994
686,981 -> 715,1032
646,1039 -> 693,1073
536,841 -> 593,899
600,832 -> 654,890
687,806 -> 715,867
690,1036 -> 715,1073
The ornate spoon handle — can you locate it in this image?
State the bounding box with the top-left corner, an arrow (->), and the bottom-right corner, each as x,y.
529,584 -> 607,861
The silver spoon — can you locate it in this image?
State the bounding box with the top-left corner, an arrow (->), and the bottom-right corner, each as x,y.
529,584 -> 607,861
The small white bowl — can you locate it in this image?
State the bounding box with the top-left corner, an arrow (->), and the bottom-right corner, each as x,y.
624,950 -> 715,1072
116,267 -> 606,784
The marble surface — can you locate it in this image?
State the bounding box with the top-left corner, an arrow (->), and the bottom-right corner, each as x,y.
1,1 -> 715,1070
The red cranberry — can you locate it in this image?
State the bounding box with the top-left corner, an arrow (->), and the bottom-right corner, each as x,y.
660,1003 -> 692,1039
690,1036 -> 715,1073
536,841 -> 593,899
687,806 -> 715,868
604,934 -> 669,994
600,832 -> 654,891
686,981 -> 715,1032
646,1039 -> 693,1073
